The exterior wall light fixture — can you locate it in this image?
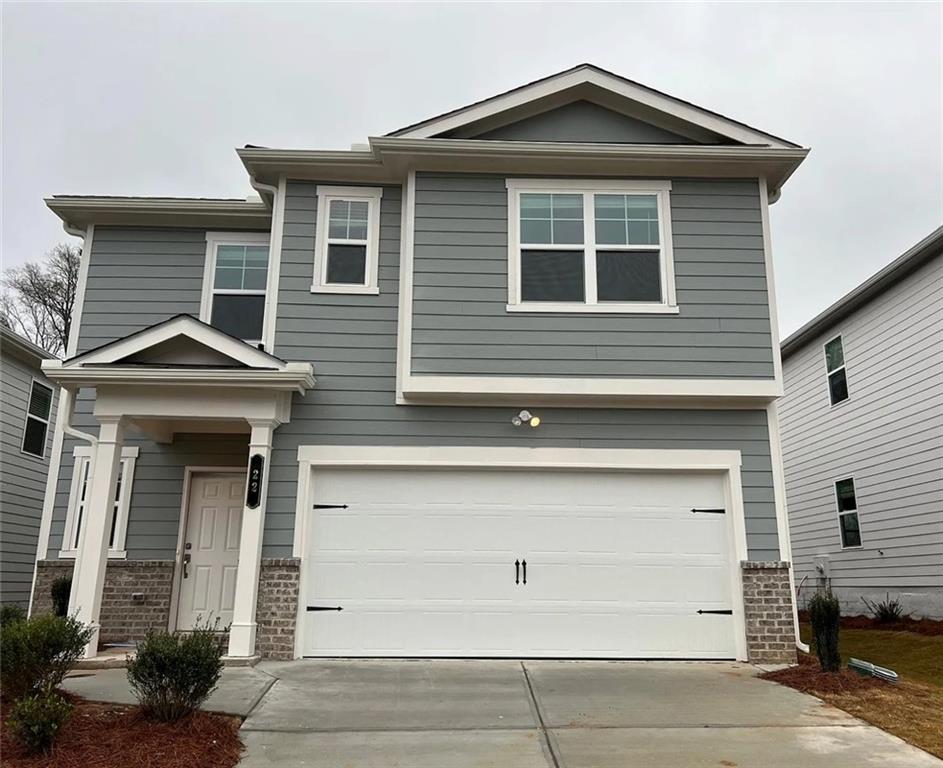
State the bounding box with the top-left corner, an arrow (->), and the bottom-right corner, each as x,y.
512,410 -> 541,428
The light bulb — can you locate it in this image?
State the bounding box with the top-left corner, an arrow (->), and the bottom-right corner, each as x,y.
529,416 -> 541,428
511,416 -> 523,427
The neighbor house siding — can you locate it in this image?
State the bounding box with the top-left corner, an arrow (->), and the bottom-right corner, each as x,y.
410,173 -> 775,379
1,349 -> 57,606
780,253 -> 943,616
46,226 -> 261,561
268,179 -> 781,561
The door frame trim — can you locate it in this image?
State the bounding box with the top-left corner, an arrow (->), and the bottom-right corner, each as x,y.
167,466 -> 245,634
292,446 -> 749,661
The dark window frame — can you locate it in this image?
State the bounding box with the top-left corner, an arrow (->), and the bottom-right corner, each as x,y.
21,379 -> 53,458
834,477 -> 862,549
824,335 -> 849,406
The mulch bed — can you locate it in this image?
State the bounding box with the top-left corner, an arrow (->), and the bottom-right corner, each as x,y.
760,651 -> 886,695
1,694 -> 243,768
796,611 -> 943,637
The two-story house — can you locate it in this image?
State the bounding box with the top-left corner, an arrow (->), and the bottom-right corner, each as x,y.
780,227 -> 942,619
31,65 -> 808,664
1,326 -> 58,608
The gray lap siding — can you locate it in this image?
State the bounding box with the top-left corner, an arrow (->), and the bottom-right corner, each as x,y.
44,178 -> 782,569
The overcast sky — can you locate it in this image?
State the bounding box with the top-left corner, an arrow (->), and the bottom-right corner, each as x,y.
3,2 -> 940,336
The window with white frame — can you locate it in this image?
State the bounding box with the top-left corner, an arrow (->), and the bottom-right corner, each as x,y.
61,446 -> 138,558
834,477 -> 862,548
202,232 -> 271,344
506,179 -> 676,313
312,185 -> 383,294
824,335 -> 849,405
21,380 -> 53,458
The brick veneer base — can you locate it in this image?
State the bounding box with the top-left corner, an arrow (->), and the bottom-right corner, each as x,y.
256,558 -> 301,660
32,560 -> 175,645
742,561 -> 797,665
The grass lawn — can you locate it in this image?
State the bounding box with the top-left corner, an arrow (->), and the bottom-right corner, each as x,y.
771,623 -> 943,759
799,622 -> 943,688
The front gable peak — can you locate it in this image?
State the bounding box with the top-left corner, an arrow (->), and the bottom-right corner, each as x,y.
388,63 -> 799,149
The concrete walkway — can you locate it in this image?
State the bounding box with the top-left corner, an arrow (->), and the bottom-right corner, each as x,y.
239,660 -> 942,767
63,660 -> 941,767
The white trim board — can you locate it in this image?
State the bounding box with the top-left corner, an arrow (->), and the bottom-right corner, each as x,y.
292,444 -> 750,661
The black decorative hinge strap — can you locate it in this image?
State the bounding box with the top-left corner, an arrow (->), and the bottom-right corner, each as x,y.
691,508 -> 726,514
307,606 -> 344,612
697,609 -> 733,615
313,504 -> 349,509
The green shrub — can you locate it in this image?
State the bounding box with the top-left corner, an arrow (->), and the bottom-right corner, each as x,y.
0,604 -> 27,627
0,613 -> 93,700
862,593 -> 907,623
6,688 -> 73,754
50,576 -> 72,617
126,620 -> 224,721
808,590 -> 841,672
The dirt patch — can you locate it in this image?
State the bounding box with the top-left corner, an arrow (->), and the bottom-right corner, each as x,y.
761,652 -> 884,695
762,652 -> 943,759
1,694 -> 243,768
797,611 -> 943,637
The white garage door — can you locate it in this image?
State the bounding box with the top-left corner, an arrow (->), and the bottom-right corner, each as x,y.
302,467 -> 737,658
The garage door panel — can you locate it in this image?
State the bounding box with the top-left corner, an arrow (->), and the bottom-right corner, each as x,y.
304,467 -> 736,658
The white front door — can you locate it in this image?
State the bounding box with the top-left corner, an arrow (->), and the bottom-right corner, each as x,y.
302,467 -> 737,658
177,473 -> 244,631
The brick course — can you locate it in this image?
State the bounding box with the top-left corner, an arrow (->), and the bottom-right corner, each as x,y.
255,558 -> 300,660
32,560 -> 174,645
741,561 -> 797,665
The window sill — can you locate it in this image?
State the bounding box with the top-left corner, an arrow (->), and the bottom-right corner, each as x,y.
505,302 -> 680,314
310,284 -> 380,296
58,549 -> 127,560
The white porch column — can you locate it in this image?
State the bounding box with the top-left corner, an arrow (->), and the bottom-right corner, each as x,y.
228,419 -> 276,657
69,416 -> 125,658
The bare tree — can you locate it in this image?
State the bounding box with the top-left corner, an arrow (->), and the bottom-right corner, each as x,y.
1,243 -> 81,357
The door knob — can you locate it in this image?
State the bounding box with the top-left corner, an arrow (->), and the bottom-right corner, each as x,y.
522,559 -> 527,585
515,559 -> 520,584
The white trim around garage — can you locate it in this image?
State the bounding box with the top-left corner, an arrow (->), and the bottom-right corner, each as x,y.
292,444 -> 750,661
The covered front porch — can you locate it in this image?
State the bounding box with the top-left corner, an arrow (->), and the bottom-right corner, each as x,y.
41,315 -> 315,659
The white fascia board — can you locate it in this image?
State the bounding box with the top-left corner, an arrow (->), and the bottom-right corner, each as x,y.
61,315 -> 283,370
401,375 -> 782,402
297,444 -> 743,472
41,364 -> 316,392
45,197 -> 272,230
389,68 -> 798,148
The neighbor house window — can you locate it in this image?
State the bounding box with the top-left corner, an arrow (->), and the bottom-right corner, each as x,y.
835,477 -> 861,548
202,232 -> 271,344
21,380 -> 53,458
312,185 -> 383,295
824,335 -> 849,405
506,179 -> 676,313
61,446 -> 138,559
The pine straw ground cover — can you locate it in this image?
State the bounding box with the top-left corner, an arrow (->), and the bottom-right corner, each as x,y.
762,652 -> 943,759
1,694 -> 243,768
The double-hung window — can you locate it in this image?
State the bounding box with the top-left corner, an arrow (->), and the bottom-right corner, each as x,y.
506,179 -> 676,313
824,335 -> 849,405
21,380 -> 53,458
834,477 -> 862,548
61,445 -> 138,559
202,232 -> 271,345
312,185 -> 383,295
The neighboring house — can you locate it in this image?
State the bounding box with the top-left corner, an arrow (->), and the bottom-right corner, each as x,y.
780,227 -> 943,619
1,326 -> 58,608
32,64 -> 809,664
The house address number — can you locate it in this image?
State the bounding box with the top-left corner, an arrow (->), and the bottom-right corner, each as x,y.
246,454 -> 264,509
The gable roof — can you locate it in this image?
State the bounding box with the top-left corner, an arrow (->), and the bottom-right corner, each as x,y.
781,226 -> 943,359
1,326 -> 56,366
63,314 -> 286,369
387,64 -> 801,149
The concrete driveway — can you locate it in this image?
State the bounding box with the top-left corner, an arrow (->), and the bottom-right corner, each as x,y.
239,660 -> 941,767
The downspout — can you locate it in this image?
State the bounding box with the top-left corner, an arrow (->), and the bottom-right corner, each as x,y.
249,176 -> 283,354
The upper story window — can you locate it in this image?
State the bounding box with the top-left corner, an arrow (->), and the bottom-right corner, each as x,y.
834,477 -> 861,548
21,380 -> 53,458
824,335 -> 849,405
61,445 -> 138,559
201,232 -> 271,345
312,185 -> 383,295
506,179 -> 677,314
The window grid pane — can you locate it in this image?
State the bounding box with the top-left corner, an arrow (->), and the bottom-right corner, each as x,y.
520,193 -> 584,245
825,337 -> 844,372
839,512 -> 861,547
28,382 -> 53,420
835,478 -> 857,511
328,199 -> 369,242
214,245 -> 269,292
22,417 -> 47,457
594,194 -> 659,246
